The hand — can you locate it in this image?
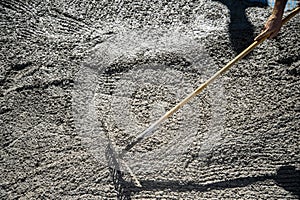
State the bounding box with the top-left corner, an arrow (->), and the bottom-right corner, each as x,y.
255,14 -> 283,41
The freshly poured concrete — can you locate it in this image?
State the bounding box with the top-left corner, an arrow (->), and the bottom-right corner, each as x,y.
1,0 -> 299,199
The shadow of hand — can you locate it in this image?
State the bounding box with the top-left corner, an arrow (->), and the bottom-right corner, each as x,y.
212,0 -> 266,54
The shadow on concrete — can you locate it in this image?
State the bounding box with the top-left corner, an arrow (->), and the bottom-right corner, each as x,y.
139,165 -> 300,197
212,0 -> 267,54
108,162 -> 300,199
273,165 -> 300,197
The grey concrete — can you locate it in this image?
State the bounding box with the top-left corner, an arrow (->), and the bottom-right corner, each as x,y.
1,0 -> 299,199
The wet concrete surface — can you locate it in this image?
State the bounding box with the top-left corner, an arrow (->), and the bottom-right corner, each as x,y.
1,0 -> 299,199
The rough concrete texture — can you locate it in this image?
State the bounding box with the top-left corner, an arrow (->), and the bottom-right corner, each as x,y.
1,0 -> 299,199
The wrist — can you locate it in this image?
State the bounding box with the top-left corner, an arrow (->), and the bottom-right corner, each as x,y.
270,12 -> 282,20
272,9 -> 284,18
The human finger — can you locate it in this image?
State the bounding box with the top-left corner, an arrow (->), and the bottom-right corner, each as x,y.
269,30 -> 280,39
254,29 -> 270,41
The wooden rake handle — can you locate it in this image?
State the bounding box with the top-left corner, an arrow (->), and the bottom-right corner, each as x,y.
121,6 -> 300,155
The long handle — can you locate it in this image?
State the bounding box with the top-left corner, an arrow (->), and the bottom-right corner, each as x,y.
121,7 -> 300,155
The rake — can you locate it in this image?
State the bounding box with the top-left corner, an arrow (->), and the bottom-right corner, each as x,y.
113,6 -> 300,186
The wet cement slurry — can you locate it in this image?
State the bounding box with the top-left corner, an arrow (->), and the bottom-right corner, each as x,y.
1,0 -> 299,199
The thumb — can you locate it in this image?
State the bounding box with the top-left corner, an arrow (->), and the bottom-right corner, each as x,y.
254,29 -> 270,41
